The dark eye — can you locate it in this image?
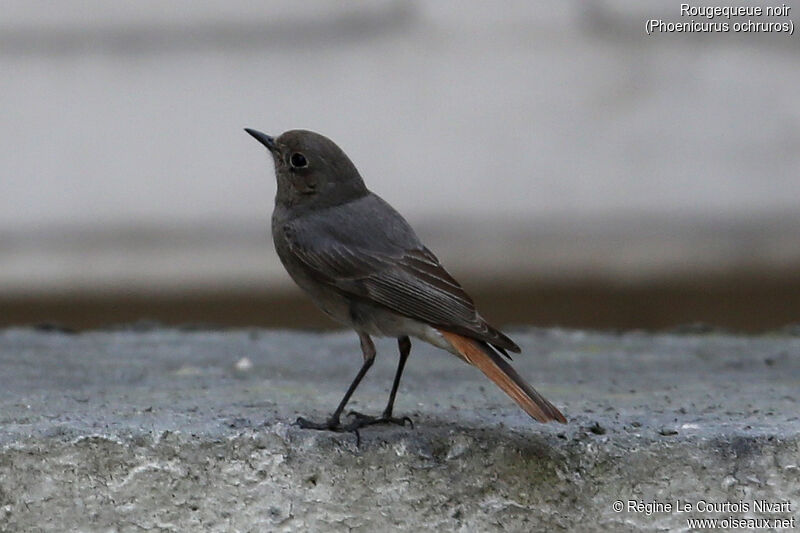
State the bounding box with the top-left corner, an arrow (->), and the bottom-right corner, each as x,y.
290,152 -> 308,168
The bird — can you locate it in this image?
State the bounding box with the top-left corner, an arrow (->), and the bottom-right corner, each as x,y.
245,128 -> 566,433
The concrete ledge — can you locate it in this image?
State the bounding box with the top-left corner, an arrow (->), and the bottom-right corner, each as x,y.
1,328 -> 799,531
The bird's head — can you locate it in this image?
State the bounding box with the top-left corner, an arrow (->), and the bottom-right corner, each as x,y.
245,128 -> 367,209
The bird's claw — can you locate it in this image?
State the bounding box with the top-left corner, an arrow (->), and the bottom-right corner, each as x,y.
294,416 -> 363,445
346,410 -> 414,429
293,411 -> 413,447
295,416 -> 343,431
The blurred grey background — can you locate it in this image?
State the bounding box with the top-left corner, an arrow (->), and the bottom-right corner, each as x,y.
2,0 -> 799,331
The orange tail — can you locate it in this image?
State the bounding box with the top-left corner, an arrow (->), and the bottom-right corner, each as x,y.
438,330 -> 566,423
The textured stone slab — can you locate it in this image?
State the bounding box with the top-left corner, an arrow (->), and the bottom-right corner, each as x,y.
1,328 -> 798,531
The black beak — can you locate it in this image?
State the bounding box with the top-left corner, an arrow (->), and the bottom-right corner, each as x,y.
244,128 -> 277,153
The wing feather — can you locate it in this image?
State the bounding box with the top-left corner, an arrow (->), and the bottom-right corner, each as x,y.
283,200 -> 519,353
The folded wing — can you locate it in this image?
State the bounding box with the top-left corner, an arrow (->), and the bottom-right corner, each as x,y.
283,195 -> 520,354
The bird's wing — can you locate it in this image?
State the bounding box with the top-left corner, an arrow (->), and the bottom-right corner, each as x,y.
282,196 -> 519,353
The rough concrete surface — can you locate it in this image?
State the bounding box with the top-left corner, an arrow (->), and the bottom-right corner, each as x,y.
1,327 -> 799,532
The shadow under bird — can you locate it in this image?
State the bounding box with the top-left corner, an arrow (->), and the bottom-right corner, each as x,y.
245,128 -> 566,433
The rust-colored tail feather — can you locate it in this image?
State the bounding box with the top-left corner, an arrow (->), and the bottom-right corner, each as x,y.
439,330 -> 566,423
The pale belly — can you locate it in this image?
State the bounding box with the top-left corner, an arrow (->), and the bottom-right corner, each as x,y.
347,298 -> 459,355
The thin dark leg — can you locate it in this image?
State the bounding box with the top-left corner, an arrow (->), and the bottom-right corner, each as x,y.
296,333 -> 376,431
383,336 -> 411,418
347,336 -> 414,429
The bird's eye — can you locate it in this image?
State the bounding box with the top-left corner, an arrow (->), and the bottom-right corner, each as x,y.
290,152 -> 308,168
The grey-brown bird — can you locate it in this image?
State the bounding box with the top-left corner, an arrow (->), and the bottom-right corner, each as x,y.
245,128 -> 566,432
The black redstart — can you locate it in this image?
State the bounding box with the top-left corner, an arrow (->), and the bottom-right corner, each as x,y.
245,128 -> 566,432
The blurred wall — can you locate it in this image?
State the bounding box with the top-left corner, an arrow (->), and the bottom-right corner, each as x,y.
2,1 -> 799,330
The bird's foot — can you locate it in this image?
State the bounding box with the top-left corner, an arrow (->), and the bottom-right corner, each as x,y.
295,416 -> 347,431
295,415 -> 366,446
346,410 -> 414,429
293,412 -> 413,447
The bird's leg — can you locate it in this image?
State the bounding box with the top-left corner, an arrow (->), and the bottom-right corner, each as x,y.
296,332 -> 375,431
382,335 -> 413,424
347,336 -> 413,428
